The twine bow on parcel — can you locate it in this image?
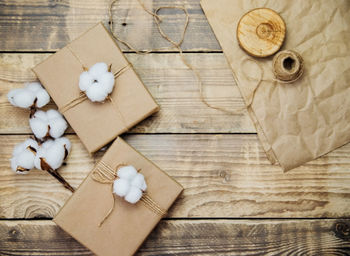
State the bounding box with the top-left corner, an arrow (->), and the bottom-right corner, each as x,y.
58,45 -> 131,131
92,161 -> 167,227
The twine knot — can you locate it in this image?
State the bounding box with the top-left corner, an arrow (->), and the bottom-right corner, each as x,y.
92,161 -> 167,227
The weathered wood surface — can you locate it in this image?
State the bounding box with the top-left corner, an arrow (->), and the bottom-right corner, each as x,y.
1,0 -> 350,254
0,0 -> 220,52
0,53 -> 255,134
1,219 -> 350,255
1,134 -> 350,219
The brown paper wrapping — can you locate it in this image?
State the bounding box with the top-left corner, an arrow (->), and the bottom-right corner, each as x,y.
33,23 -> 159,153
201,0 -> 350,170
54,137 -> 183,256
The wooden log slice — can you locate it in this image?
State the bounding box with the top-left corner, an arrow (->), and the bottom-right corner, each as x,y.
237,8 -> 286,57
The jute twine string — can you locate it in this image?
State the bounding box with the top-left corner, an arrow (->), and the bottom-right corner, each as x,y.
92,161 -> 167,227
239,51 -> 304,107
109,0 -> 243,114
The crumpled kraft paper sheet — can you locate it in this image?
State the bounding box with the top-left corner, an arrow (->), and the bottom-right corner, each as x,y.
201,0 -> 350,170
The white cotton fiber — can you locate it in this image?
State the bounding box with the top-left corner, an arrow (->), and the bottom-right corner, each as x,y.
26,82 -> 42,92
29,109 -> 67,140
79,72 -> 93,91
85,86 -> 108,103
113,165 -> 147,204
55,137 -> 71,153
78,62 -> 115,102
34,137 -> 71,171
29,116 -> 48,139
10,138 -> 39,174
131,173 -> 146,188
10,89 -> 36,108
89,62 -> 108,77
124,186 -> 143,204
7,82 -> 50,109
117,165 -> 138,180
113,179 -> 130,197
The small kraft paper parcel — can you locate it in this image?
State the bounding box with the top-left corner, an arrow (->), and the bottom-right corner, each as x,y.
54,137 -> 183,256
201,0 -> 350,170
33,22 -> 159,153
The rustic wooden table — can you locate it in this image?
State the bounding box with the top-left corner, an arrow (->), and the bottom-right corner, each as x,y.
1,0 -> 350,255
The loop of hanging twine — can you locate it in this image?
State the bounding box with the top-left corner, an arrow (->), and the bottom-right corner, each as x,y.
92,161 -> 167,227
239,52 -> 304,108
108,0 -> 244,114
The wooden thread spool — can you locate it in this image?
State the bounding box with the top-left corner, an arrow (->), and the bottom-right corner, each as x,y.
237,8 -> 286,57
272,50 -> 304,82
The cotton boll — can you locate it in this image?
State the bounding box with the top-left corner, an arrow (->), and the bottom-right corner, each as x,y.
113,165 -> 147,204
113,179 -> 131,197
79,62 -> 115,102
34,137 -> 71,171
124,187 -> 143,204
30,109 -> 67,140
131,173 -> 146,191
117,165 -> 137,180
7,82 -> 50,109
11,138 -> 39,173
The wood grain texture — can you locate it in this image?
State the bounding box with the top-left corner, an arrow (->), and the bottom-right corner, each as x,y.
1,134 -> 350,219
0,0 -> 220,52
0,53 -> 254,134
1,219 -> 350,255
237,8 -> 286,57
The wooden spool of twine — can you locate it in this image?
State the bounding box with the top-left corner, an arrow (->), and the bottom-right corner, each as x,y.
272,50 -> 304,82
237,8 -> 286,57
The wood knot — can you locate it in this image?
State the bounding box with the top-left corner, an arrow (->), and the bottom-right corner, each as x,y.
333,221 -> 350,240
8,228 -> 20,240
219,170 -> 231,182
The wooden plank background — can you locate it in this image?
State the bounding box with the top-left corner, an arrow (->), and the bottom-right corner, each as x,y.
1,0 -> 349,254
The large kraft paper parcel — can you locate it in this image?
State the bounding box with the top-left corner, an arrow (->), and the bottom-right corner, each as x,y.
54,137 -> 183,256
201,0 -> 350,170
33,23 -> 159,153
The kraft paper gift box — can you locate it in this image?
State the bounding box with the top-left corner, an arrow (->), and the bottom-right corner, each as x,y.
33,23 -> 159,153
54,137 -> 183,256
